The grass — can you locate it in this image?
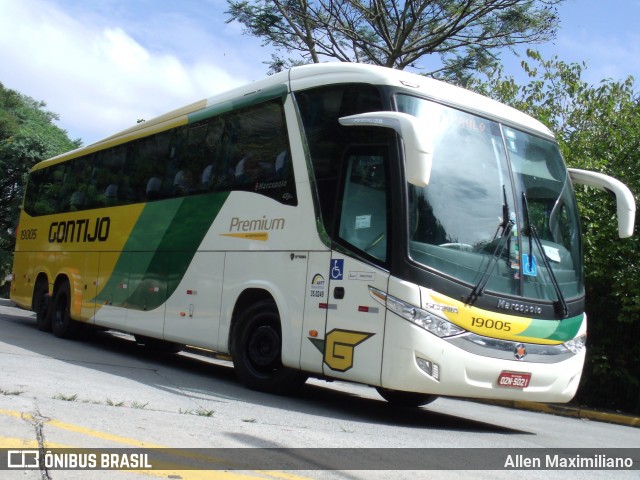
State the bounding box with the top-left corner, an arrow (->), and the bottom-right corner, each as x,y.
54,394 -> 150,409
0,388 -> 24,396
179,408 -> 215,417
194,408 -> 215,417
53,393 -> 79,402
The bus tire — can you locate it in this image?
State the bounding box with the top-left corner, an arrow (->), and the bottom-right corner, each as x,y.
50,281 -> 80,339
34,286 -> 52,332
231,300 -> 306,394
375,387 -> 437,407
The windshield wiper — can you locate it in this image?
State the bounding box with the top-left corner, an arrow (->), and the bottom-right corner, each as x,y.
522,192 -> 569,318
465,185 -> 513,306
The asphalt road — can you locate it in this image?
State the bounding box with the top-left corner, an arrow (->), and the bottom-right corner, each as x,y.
0,298 -> 638,480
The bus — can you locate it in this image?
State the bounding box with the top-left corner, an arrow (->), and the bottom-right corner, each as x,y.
10,63 -> 635,407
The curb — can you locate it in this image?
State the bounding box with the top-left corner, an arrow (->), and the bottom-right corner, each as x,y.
481,400 -> 640,428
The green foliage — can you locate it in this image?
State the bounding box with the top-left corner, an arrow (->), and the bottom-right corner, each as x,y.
0,83 -> 81,286
470,50 -> 640,413
226,0 -> 565,78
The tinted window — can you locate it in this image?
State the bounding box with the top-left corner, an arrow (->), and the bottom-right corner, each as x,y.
23,98 -> 296,216
294,84 -> 386,238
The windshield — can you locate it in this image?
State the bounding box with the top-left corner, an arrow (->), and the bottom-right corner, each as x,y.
397,94 -> 583,303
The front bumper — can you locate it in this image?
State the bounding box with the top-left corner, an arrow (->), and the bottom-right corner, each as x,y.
380,312 -> 585,403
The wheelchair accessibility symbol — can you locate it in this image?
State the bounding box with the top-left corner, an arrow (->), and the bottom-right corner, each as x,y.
330,259 -> 344,280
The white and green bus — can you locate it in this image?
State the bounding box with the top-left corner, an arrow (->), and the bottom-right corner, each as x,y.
11,63 -> 635,406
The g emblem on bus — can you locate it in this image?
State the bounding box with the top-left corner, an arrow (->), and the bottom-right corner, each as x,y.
308,329 -> 374,372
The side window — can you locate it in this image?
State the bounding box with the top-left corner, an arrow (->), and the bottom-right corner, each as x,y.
294,84 -> 385,237
22,98 -> 297,215
127,130 -> 173,202
24,165 -> 65,216
62,159 -> 92,212
197,117 -> 227,191
97,145 -> 128,206
161,99 -> 295,204
221,99 -> 297,205
23,172 -> 40,216
168,117 -> 227,196
169,124 -> 206,196
338,150 -> 389,262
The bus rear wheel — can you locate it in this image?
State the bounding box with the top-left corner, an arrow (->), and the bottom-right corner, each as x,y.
50,281 -> 80,339
231,300 -> 306,394
375,387 -> 437,407
33,283 -> 51,332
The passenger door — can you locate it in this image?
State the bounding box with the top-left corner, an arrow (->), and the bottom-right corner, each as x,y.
323,149 -> 391,386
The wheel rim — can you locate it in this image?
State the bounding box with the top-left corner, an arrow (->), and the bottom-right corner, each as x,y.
247,324 -> 281,372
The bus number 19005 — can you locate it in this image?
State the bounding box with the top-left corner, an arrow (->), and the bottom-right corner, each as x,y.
20,229 -> 38,240
472,316 -> 511,332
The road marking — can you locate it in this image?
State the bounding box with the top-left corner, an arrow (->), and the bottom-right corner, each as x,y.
0,408 -> 33,420
46,417 -> 165,448
0,409 -> 314,480
0,437 -> 39,448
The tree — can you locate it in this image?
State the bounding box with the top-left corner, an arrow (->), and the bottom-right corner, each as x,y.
0,83 -> 81,289
226,0 -> 565,80
469,50 -> 640,413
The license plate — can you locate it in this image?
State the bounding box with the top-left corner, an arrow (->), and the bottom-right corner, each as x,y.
498,371 -> 531,389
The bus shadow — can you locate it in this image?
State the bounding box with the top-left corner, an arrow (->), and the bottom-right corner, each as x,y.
0,305 -> 528,435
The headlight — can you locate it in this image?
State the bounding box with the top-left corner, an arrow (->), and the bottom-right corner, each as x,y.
564,333 -> 587,355
369,287 -> 465,338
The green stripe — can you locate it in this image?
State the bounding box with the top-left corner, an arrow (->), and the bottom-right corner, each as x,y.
519,314 -> 584,342
95,192 -> 229,311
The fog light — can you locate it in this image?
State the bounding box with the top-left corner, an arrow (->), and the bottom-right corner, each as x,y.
416,356 -> 440,381
432,363 -> 440,381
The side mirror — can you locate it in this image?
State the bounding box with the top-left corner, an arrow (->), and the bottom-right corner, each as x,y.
339,112 -> 432,187
568,168 -> 636,238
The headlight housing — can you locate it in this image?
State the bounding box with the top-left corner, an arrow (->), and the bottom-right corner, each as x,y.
564,333 -> 587,355
369,287 -> 465,338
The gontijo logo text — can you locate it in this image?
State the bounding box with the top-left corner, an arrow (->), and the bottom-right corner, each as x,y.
48,217 -> 111,243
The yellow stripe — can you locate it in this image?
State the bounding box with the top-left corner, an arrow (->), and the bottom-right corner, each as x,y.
45,418 -> 164,448
220,232 -> 269,241
0,437 -> 40,448
0,408 -> 31,419
0,410 -> 314,480
429,292 -> 563,345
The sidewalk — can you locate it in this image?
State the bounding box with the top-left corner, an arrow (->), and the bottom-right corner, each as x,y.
482,399 -> 640,428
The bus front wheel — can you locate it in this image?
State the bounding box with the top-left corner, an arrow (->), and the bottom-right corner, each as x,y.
231,300 -> 306,394
376,387 -> 437,407
50,281 -> 80,339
